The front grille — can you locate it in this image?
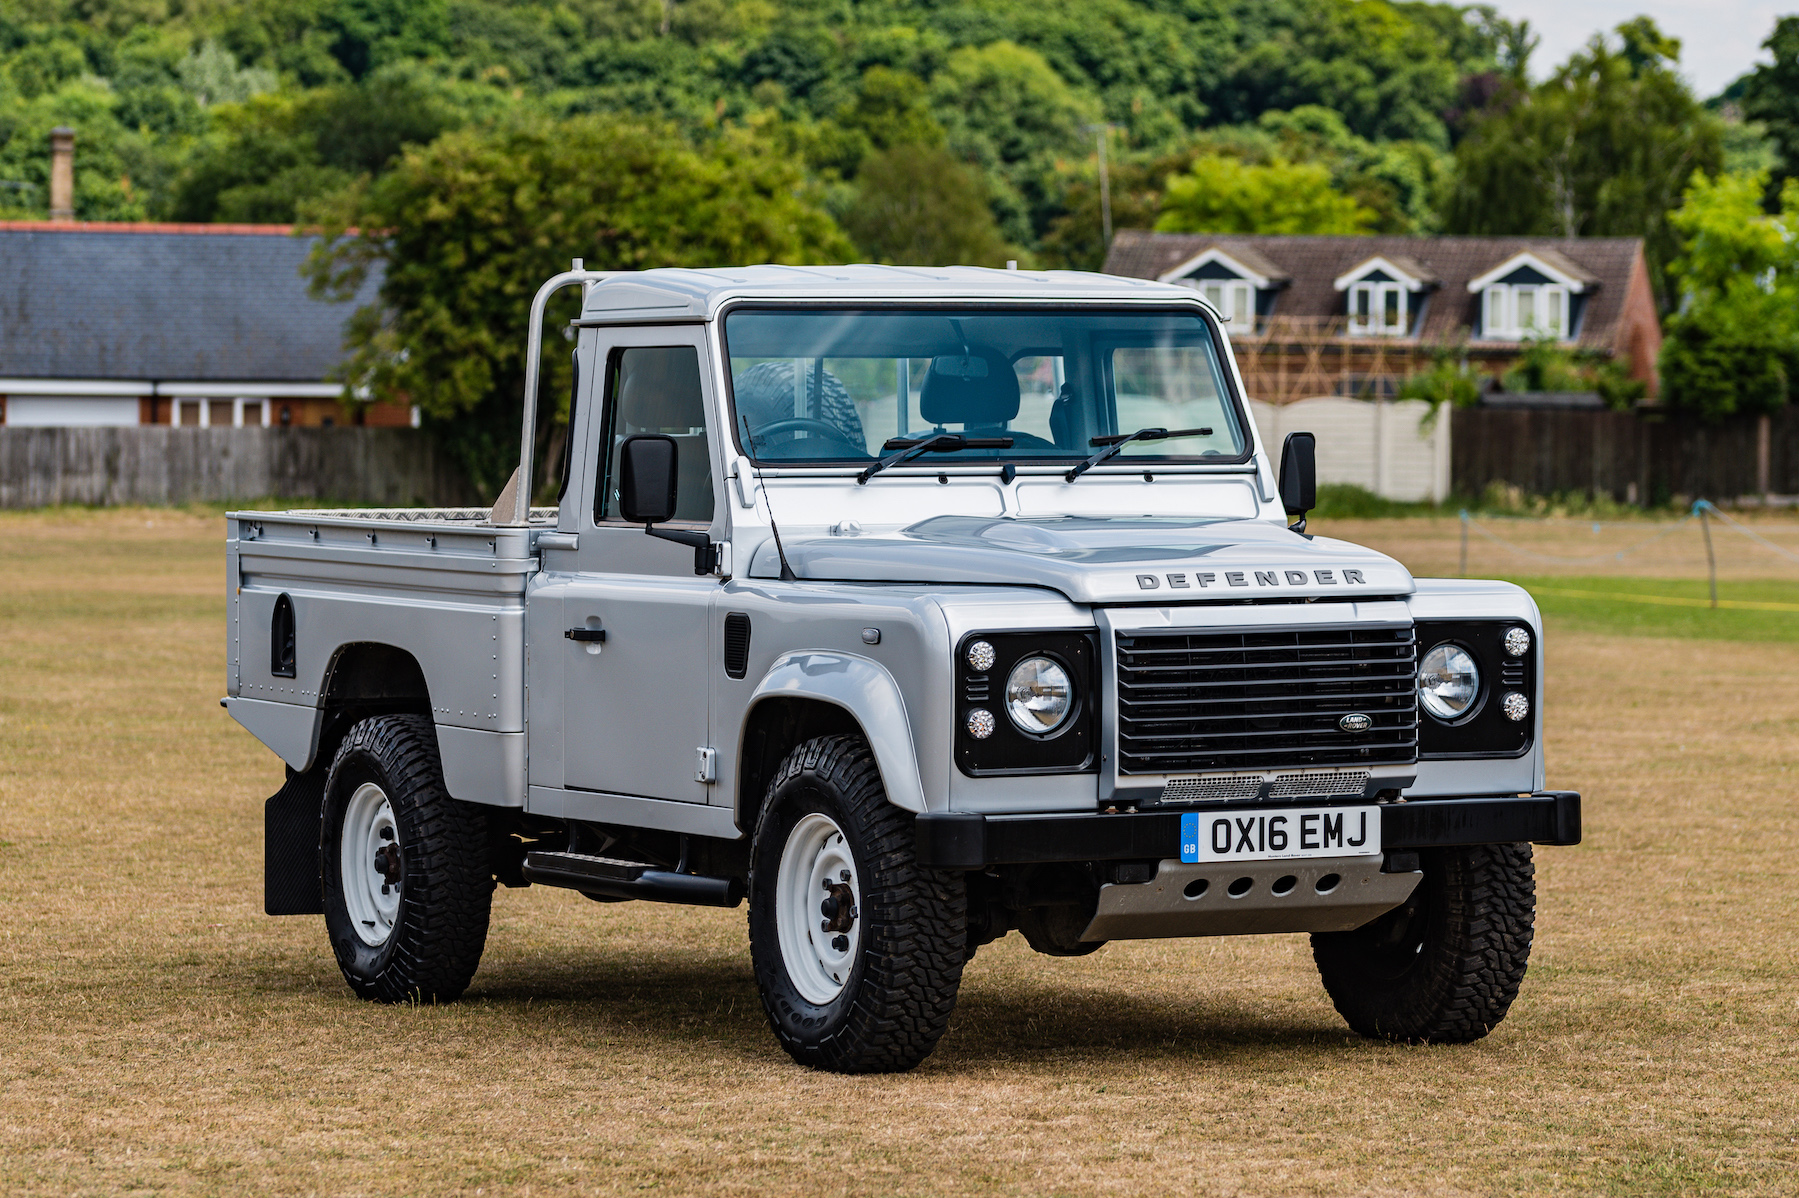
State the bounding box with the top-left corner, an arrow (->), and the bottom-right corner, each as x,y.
1116,626 -> 1418,774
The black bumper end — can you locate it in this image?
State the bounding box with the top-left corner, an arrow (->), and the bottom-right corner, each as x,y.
915,792 -> 1582,871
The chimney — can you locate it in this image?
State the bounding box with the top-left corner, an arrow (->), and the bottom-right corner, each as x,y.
49,127 -> 75,222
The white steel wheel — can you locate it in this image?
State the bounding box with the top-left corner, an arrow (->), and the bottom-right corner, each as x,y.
774,812 -> 863,1005
339,781 -> 402,947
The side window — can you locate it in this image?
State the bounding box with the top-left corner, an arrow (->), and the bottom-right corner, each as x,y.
594,345 -> 716,524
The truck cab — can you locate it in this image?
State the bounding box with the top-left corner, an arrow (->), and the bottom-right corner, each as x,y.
229,265 -> 1578,1072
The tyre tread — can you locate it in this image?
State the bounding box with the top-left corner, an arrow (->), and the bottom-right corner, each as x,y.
750,734 -> 966,1073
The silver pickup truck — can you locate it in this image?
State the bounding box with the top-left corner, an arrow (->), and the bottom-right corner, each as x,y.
228,265 -> 1579,1073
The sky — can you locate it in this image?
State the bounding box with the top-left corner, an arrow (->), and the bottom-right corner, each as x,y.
1495,0 -> 1783,97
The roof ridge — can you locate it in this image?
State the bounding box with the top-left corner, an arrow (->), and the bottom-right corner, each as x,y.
0,220 -> 297,236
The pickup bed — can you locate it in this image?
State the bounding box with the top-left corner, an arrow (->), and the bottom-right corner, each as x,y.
228,265 -> 1579,1072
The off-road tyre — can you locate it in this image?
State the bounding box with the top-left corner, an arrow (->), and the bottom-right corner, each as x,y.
748,735 -> 967,1073
1312,843 -> 1535,1044
321,714 -> 493,1003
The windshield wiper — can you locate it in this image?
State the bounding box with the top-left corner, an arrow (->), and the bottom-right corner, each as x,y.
856,433 -> 1013,485
1064,426 -> 1212,483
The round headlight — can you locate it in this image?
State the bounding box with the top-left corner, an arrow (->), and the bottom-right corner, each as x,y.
1004,656 -> 1073,735
1418,643 -> 1480,720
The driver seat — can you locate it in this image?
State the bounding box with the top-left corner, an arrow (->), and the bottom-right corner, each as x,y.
919,350 -> 1056,450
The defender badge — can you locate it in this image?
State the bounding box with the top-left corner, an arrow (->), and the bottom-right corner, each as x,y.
1338,713 -> 1373,733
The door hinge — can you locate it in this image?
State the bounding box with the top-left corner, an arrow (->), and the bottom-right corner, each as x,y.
695,747 -> 718,784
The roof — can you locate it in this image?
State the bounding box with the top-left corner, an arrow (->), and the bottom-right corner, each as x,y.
0,222 -> 381,382
1104,232 -> 1646,349
580,264 -> 1197,322
1332,253 -> 1439,289
1155,243 -> 1290,286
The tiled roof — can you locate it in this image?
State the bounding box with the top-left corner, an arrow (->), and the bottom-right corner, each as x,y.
0,223 -> 382,381
1106,231 -> 1645,349
1157,241 -> 1290,283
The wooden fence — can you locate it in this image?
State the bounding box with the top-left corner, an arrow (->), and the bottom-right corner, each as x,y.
0,426 -> 478,509
1450,407 -> 1798,503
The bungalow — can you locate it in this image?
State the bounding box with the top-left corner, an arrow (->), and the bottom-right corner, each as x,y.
0,220 -> 405,428
1103,232 -> 1663,403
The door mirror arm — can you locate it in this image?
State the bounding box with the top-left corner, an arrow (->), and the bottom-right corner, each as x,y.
644,524 -> 721,576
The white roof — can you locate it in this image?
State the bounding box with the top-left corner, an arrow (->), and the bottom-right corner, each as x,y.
578,264 -> 1201,321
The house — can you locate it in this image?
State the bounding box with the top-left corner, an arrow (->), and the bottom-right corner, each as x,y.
1103,232 -> 1663,402
0,221 -> 404,428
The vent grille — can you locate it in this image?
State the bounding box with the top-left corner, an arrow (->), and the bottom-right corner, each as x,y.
1116,626 -> 1417,774
1160,774 -> 1262,803
723,612 -> 751,679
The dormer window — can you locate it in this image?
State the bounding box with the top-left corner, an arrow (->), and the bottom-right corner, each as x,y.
1348,275 -> 1408,335
1467,251 -> 1594,341
1196,279 -> 1254,322
1333,256 -> 1434,338
1156,245 -> 1287,326
1482,283 -> 1566,338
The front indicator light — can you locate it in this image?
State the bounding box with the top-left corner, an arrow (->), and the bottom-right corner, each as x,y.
1502,692 -> 1530,722
965,708 -> 996,739
1504,626 -> 1531,657
966,640 -> 996,672
1005,656 -> 1073,735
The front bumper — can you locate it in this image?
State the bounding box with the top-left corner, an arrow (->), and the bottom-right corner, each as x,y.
915,791 -> 1581,870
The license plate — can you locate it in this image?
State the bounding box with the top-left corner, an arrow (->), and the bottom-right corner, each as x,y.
1179,805 -> 1381,863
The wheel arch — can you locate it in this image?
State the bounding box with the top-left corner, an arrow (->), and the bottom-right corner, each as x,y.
312,641 -> 435,770
736,651 -> 931,831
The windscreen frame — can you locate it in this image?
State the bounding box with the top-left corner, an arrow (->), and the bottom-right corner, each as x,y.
716,300 -> 1256,470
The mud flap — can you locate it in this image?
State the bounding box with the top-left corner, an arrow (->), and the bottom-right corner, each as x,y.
265,765 -> 326,915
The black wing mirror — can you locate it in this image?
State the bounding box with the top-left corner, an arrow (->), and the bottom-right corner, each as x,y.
618,434 -> 719,575
619,434 -> 679,524
1278,431 -> 1317,534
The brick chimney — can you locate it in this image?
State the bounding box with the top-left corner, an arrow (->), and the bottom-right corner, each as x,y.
49,127 -> 75,222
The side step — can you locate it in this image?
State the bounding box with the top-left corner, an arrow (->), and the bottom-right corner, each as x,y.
521,851 -> 744,908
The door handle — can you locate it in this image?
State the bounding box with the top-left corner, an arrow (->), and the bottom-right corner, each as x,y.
565,628 -> 607,643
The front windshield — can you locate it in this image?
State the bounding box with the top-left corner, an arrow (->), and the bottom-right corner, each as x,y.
723,308 -> 1247,465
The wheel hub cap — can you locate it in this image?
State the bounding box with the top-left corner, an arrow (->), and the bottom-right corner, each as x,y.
341,782 -> 401,947
775,813 -> 862,1005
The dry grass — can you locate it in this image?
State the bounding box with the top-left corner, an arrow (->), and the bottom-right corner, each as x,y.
2,507 -> 1796,1197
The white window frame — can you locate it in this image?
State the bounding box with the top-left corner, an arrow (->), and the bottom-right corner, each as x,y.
1481,283 -> 1570,340
1195,279 -> 1255,324
1347,281 -> 1410,337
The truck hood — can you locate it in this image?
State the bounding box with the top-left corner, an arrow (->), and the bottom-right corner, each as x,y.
747,515 -> 1414,604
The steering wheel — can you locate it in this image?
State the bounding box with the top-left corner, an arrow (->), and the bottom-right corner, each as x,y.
748,417 -> 855,442
745,416 -> 869,458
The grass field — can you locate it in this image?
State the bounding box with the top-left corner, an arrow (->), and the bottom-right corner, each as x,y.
3,507 -> 1797,1196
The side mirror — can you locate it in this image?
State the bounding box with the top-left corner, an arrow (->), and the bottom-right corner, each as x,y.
1278,431 -> 1316,531
619,433 -> 721,575
619,434 -> 679,525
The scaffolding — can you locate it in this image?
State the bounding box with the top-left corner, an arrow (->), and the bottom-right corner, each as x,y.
1231,317 -> 1423,404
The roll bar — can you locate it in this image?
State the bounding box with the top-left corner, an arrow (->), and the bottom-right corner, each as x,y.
502,261 -> 617,526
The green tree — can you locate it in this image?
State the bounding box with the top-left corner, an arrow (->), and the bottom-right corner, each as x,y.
1445,19 -> 1722,295
168,63 -> 498,223
928,41 -> 1098,246
1659,169 -> 1799,419
1739,17 -> 1799,192
305,115 -> 852,494
842,144 -> 1014,267
1156,155 -> 1374,235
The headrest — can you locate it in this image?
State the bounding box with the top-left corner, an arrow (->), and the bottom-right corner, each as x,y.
617,347 -> 706,432
918,350 -> 1019,427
